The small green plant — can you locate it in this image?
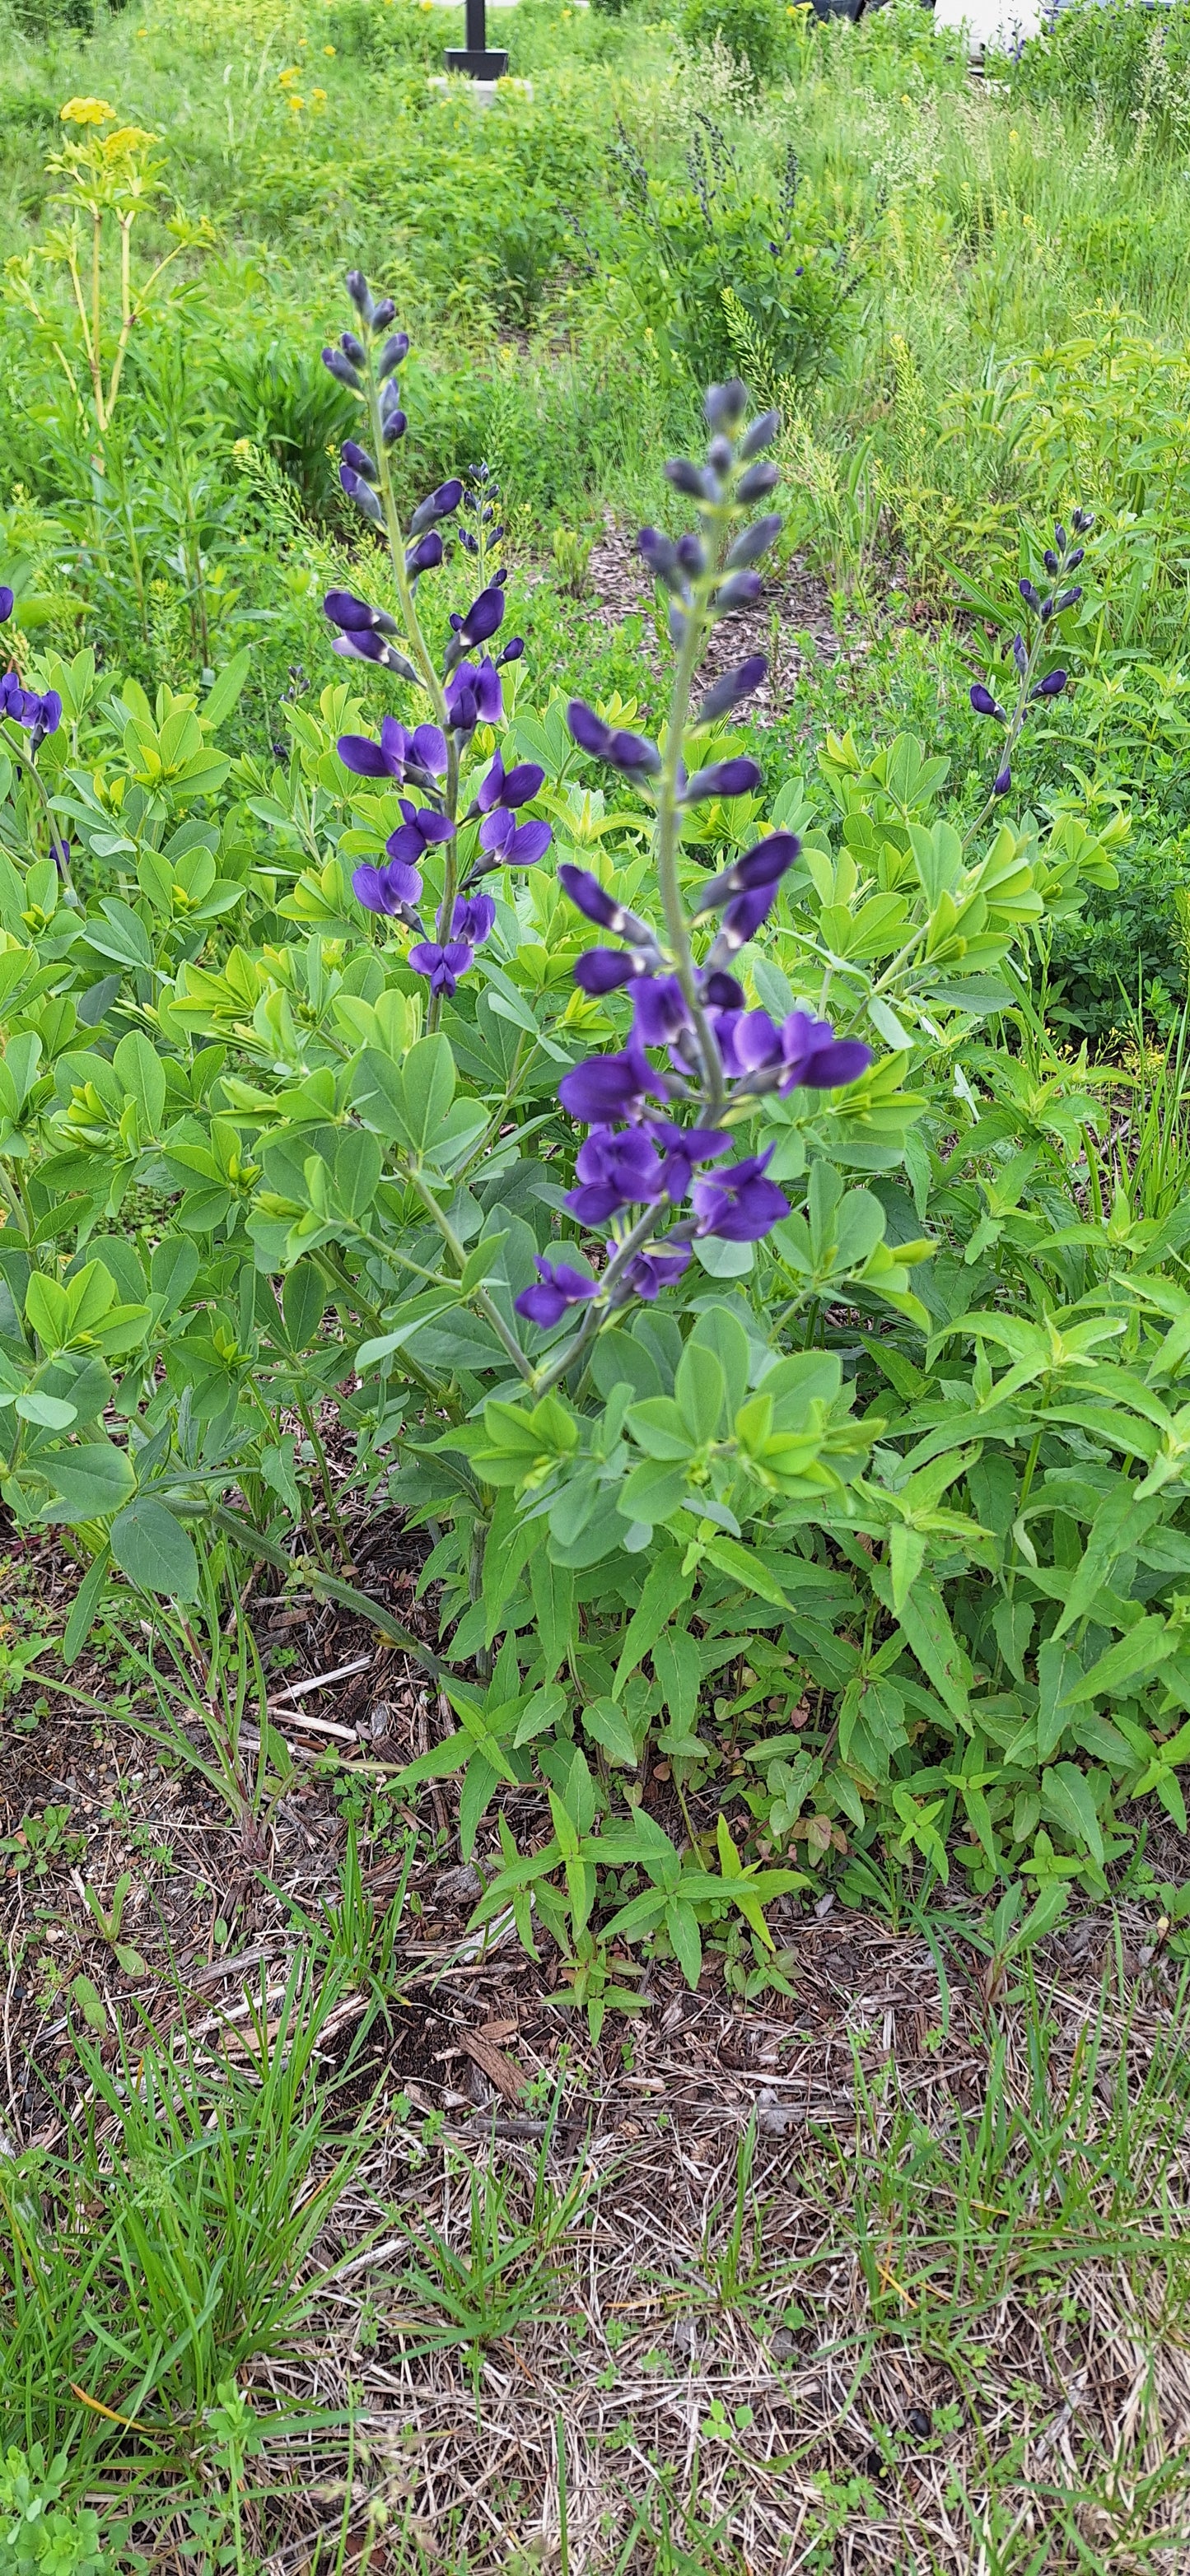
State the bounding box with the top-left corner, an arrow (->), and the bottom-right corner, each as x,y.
680,0 -> 789,84
551,524 -> 594,597
0,2448 -> 109,2576
0,1808 -> 84,1877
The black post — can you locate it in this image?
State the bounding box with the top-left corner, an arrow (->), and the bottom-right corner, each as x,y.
446,0 -> 508,80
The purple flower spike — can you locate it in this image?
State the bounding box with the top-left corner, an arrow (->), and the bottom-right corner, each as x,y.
692,1146 -> 789,1243
573,950 -> 645,995
452,892 -> 496,945
969,683 -> 1005,720
558,1040 -> 663,1127
0,589 -> 12,624
623,1242 -> 692,1300
778,1013 -> 872,1094
478,808 -> 553,867
515,1256 -> 600,1329
632,976 -> 692,1047
408,939 -> 473,997
566,1125 -> 666,1222
352,859 -> 422,915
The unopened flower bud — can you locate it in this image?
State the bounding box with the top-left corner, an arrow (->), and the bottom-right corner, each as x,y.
1019,578 -> 1041,613
707,433 -> 734,473
341,330 -> 366,368
342,439 -> 377,482
739,408 -> 780,460
665,458 -> 713,501
1034,668 -> 1067,697
726,513 -> 782,571
969,683 -> 1004,720
704,379 -> 748,431
993,762 -> 1012,796
371,296 -> 396,331
736,459 -> 779,504
322,346 -> 362,391
714,569 -> 763,617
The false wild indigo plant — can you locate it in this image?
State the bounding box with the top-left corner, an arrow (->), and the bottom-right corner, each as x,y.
1,265 -> 1186,2010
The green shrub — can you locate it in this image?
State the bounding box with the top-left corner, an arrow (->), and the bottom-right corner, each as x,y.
1009,0 -> 1190,149
680,0 -> 789,82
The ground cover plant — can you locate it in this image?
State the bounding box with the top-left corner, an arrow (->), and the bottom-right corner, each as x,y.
2,0 -> 1190,2565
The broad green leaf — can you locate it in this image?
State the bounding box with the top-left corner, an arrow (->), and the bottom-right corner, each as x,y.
582,1696 -> 640,1766
1062,1614 -> 1176,1707
401,1033 -> 456,1153
674,1340 -> 726,1445
113,1029 -> 166,1134
110,1498 -> 199,1600
1040,1761 -> 1104,1866
38,1438 -> 135,1521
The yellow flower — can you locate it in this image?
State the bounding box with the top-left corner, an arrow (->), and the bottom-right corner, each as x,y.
60,96 -> 117,124
287,93 -> 305,109
279,64 -> 301,82
310,86 -> 326,104
324,40 -> 335,50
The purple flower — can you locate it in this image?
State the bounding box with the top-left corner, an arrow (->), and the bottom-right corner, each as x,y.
623,1241 -> 692,1300
342,439 -> 377,483
572,950 -> 647,996
340,463 -> 382,525
778,1012 -> 872,1093
969,683 -> 1005,720
0,588 -> 12,624
993,763 -> 1012,797
567,700 -> 661,777
377,330 -> 409,377
1034,668 -> 1067,698
515,1256 -> 599,1328
0,678 -> 61,741
650,1122 -> 730,1199
408,939 -> 473,997
452,585 -> 506,650
558,1040 -> 664,1127
1012,634 -> 1029,679
1020,579 -> 1042,613
730,1009 -> 784,1074
692,1146 -> 790,1242
322,346 -> 362,391
0,673 -> 26,721
713,570 -> 763,617
681,756 -> 762,806
702,970 -> 744,1009
473,752 -> 545,813
386,800 -> 455,867
337,715 -> 447,781
718,883 -> 779,951
632,976 -> 692,1047
353,858 -> 422,915
452,892 -> 496,945
477,808 -> 553,867
446,658 -> 502,733
566,1125 -> 666,1222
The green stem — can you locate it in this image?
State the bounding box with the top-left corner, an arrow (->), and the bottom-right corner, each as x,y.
408,1171 -> 534,1386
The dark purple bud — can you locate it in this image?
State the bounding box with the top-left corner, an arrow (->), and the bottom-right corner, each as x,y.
1033,668 -> 1067,698
695,656 -> 768,727
345,269 -> 371,318
739,408 -> 781,460
406,533 -> 443,575
497,636 -> 525,667
1066,547 -> 1084,572
378,328 -> 408,372
1054,523 -> 1066,551
1071,509 -> 1094,533
718,883 -> 778,949
382,408 -> 408,449
573,950 -> 645,995
676,533 -> 707,579
682,756 -> 762,806
668,602 -> 689,650
736,459 -> 780,505
638,526 -> 684,592
341,330 -> 366,368
664,459 -> 713,501
1043,549 -> 1059,576
704,380 -> 748,431
702,971 -> 744,1009
777,1011 -> 872,1095
726,514 -> 782,571
558,864 -> 650,942
324,589 -> 397,636
969,683 -> 1004,719
322,347 -> 362,391
409,479 -> 464,535
993,763 -> 1012,797
1019,578 -> 1041,613
692,830 -> 800,915
342,439 -> 377,482
632,975 -> 691,1046
707,434 -> 734,475
459,586 -> 506,650
0,588 -> 12,624
1012,633 -> 1029,679
714,570 -> 763,617
340,465 -> 383,526
1054,587 -> 1082,613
